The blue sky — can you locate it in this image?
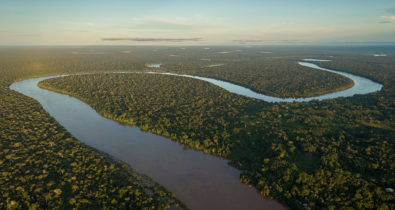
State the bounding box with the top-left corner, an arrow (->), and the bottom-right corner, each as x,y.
1,0 -> 394,45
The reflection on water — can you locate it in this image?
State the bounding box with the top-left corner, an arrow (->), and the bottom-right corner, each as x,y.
302,58 -> 332,62
147,64 -> 162,68
204,64 -> 224,68
9,60 -> 382,209
155,61 -> 382,103
10,77 -> 286,210
373,54 -> 387,57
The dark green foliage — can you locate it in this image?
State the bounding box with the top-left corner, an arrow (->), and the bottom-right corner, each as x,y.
175,58 -> 354,98
40,74 -> 249,156
40,53 -> 394,209
1,46 -> 394,209
0,49 -> 186,209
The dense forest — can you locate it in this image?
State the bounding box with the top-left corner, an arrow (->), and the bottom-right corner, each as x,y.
40,49 -> 394,209
1,46 -> 394,209
0,48 -> 187,209
169,58 -> 354,98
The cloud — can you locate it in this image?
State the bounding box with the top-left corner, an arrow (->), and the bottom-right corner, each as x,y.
0,31 -> 39,37
128,17 -> 197,30
379,16 -> 395,24
382,16 -> 395,21
125,16 -> 224,32
387,8 -> 395,15
102,37 -> 201,42
378,20 -> 391,24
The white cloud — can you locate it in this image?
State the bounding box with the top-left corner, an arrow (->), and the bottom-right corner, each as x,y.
127,16 -> 225,32
381,16 -> 395,21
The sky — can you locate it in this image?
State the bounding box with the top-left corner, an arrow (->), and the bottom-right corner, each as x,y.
0,0 -> 394,45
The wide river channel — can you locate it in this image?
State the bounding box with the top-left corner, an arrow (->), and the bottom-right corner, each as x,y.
10,61 -> 382,210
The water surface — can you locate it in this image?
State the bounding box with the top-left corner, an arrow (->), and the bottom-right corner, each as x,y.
9,61 -> 382,209
302,58 -> 332,62
10,77 -> 285,210
373,54 -> 387,57
147,64 -> 162,68
204,64 -> 225,68
153,61 -> 382,103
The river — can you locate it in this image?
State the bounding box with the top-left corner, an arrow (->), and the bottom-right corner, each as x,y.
9,61 -> 382,209
149,61 -> 382,103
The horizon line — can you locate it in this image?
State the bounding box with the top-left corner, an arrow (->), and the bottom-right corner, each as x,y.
1,42 -> 395,48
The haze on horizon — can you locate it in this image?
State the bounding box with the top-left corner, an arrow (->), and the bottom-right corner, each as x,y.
1,0 -> 394,46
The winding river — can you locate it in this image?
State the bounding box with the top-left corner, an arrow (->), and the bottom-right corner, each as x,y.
151,61 -> 382,103
10,61 -> 382,210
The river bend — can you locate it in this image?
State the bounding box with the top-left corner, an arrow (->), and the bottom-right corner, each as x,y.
9,61 -> 382,209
